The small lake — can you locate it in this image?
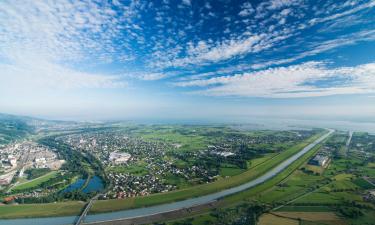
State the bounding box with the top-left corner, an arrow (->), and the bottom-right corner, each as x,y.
82,175 -> 104,193
62,176 -> 104,193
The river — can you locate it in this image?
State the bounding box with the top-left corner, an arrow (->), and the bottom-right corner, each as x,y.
0,130 -> 333,225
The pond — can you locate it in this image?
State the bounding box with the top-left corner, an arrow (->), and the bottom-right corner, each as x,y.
82,175 -> 104,193
62,176 -> 104,193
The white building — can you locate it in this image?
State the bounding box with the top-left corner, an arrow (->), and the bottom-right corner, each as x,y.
109,152 -> 131,165
8,155 -> 17,167
35,157 -> 47,168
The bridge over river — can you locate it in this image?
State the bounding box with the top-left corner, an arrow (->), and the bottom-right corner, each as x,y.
0,129 -> 333,225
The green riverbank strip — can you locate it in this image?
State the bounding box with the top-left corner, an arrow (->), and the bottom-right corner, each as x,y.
0,201 -> 85,219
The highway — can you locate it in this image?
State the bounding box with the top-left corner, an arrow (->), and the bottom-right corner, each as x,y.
0,129 -> 333,225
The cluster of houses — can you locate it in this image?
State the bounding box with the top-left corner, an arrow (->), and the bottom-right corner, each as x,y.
107,173 -> 175,198
0,141 -> 63,187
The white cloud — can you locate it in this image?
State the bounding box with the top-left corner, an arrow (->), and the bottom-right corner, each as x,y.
309,0 -> 375,26
238,2 -> 254,17
138,73 -> 168,81
0,0 -> 135,92
250,29 -> 375,70
160,31 -> 292,68
0,1 -> 140,63
267,0 -> 300,10
0,57 -> 127,91
182,0 -> 191,6
174,61 -> 375,98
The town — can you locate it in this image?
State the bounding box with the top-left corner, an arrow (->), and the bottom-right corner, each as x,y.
56,127 -> 318,198
0,141 -> 64,187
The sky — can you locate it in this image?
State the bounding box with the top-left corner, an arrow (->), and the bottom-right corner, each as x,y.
0,0 -> 375,121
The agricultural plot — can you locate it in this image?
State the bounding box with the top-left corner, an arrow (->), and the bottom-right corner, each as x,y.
272,212 -> 345,225
258,213 -> 299,225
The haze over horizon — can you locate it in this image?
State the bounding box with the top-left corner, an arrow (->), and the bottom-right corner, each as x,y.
1,0 -> 375,121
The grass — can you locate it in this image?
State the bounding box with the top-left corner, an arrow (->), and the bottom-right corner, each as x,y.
305,164 -> 324,175
257,169 -> 322,204
221,138 -> 326,206
219,165 -> 245,177
12,171 -> 59,191
107,162 -> 149,176
247,153 -> 277,168
273,212 -> 341,222
347,209 -> 375,225
90,132 -> 326,214
352,178 -> 374,189
275,206 -> 333,212
164,174 -> 190,188
0,201 -> 84,219
137,127 -> 209,152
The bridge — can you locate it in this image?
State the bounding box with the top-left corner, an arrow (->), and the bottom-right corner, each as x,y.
75,194 -> 99,225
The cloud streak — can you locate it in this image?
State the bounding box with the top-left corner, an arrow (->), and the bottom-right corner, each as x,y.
174,61 -> 375,98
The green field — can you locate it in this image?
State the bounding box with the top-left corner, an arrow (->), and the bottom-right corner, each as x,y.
12,171 -> 59,191
90,132 -> 325,213
154,131 -> 375,225
275,206 -> 333,212
107,161 -> 149,176
352,177 -> 374,189
163,136 -> 330,225
219,164 -> 245,177
221,139 -> 325,206
0,201 -> 84,218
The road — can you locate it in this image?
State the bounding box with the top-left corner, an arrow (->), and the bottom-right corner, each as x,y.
345,131 -> 353,156
0,129 -> 333,225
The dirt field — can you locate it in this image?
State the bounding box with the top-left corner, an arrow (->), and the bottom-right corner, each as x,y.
258,213 -> 298,225
272,212 -> 347,225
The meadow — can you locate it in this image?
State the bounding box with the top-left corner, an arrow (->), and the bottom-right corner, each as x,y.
12,171 -> 59,192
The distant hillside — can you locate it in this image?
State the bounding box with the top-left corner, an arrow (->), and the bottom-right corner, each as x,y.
0,113 -> 34,146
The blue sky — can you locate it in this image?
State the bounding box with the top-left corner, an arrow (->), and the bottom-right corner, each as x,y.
0,0 -> 375,121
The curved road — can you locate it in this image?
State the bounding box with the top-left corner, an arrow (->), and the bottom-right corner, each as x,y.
0,129 -> 333,225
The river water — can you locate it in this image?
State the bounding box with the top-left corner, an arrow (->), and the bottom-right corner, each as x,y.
0,130 -> 333,225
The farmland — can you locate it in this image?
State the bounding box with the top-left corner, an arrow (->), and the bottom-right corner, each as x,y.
163,131 -> 375,225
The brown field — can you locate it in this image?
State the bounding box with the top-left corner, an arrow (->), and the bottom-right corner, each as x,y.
273,212 -> 347,225
258,213 -> 298,225
305,164 -> 324,174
